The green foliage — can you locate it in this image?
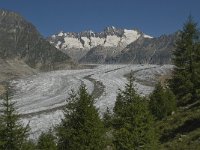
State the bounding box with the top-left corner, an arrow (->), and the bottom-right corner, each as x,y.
113,76 -> 159,150
56,85 -> 105,150
21,140 -> 36,150
159,16 -> 200,150
156,102 -> 200,149
149,83 -> 176,120
170,16 -> 200,106
103,107 -> 113,129
113,75 -> 140,117
37,130 -> 57,150
0,123 -> 4,149
0,91 -> 29,150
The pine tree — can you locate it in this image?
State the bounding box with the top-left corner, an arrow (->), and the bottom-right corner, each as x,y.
113,76 -> 159,150
37,130 -> 57,150
170,16 -> 200,106
56,85 -> 105,150
149,82 -> 176,120
0,91 -> 29,150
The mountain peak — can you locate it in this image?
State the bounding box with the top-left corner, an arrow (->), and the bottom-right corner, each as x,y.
48,27 -> 153,61
0,9 -> 73,71
104,26 -> 117,31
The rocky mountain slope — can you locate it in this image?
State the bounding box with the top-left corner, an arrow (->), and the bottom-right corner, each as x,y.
114,33 -> 177,64
0,9 -> 74,82
48,27 -> 152,61
75,33 -> 177,64
49,27 -> 177,64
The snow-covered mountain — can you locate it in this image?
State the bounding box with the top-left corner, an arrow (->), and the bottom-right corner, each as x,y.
48,27 -> 153,60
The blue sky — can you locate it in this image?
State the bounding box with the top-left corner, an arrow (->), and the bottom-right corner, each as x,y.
1,0 -> 200,37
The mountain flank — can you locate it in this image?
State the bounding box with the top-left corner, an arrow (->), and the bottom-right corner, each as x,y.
49,27 -> 177,64
0,9 -> 74,83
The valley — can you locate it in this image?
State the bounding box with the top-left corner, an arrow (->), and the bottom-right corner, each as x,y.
9,64 -> 173,139
0,2 -> 199,148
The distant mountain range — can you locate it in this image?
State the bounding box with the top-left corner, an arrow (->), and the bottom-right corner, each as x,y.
48,27 -> 153,61
0,9 -> 177,82
0,9 -> 74,82
48,27 -> 177,64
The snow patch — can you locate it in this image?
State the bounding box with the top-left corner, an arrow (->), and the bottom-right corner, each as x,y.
120,29 -> 141,47
58,31 -> 64,37
104,35 -> 121,47
81,37 -> 91,48
62,37 -> 83,49
55,41 -> 61,49
90,37 -> 105,47
144,34 -> 153,38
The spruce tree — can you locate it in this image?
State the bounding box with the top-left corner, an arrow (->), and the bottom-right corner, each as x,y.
193,36 -> 200,101
56,85 -> 105,150
37,130 -> 57,150
103,107 -> 113,129
0,91 -> 29,150
149,82 -> 176,120
0,121 -> 4,148
113,75 -> 140,117
170,16 -> 200,106
21,140 -> 36,150
113,76 -> 159,150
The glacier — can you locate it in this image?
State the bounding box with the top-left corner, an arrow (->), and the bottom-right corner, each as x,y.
9,64 -> 173,139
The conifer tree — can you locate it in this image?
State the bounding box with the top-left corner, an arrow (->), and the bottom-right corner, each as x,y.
103,107 -> 113,129
0,91 -> 29,150
113,75 -> 140,117
113,75 -> 159,150
37,130 -> 57,150
0,121 -> 4,148
170,16 -> 200,106
149,82 -> 176,120
21,140 -> 36,150
56,85 -> 105,150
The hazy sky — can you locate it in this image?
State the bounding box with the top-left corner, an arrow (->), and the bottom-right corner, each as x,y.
1,0 -> 200,37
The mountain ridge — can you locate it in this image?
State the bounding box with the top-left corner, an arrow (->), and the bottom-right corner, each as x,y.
48,27 -> 177,64
0,9 -> 74,82
48,26 -> 152,60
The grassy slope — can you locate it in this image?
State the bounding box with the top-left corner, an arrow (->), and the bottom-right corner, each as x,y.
129,71 -> 200,149
156,101 -> 200,149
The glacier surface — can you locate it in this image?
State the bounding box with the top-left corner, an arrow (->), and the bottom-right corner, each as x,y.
9,64 -> 173,139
